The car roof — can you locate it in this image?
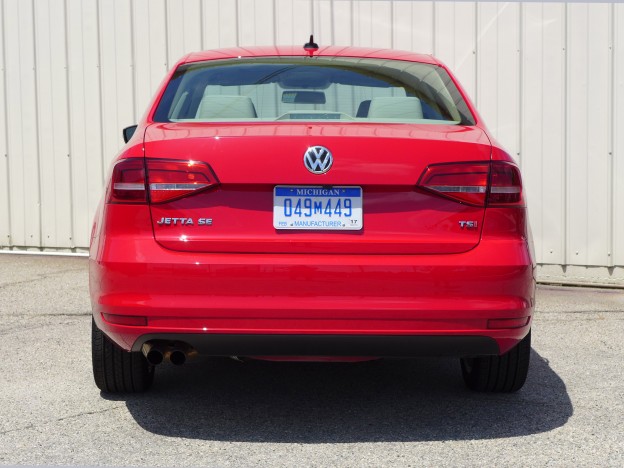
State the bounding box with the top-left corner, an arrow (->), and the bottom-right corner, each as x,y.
184,46 -> 440,65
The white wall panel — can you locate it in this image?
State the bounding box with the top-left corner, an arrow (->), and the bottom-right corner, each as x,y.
0,0 -> 621,285
239,0 -> 276,46
521,2 -> 566,265
3,0 -> 41,247
275,0 -> 308,45
66,0 -> 104,248
99,0 -> 134,172
566,3 -> 611,267
133,0 -> 168,118
433,2 -> 477,101
312,1 -> 333,44
615,3 -> 624,267
201,0 -> 239,49
166,0 -> 202,64
34,0 -> 72,248
332,1 -> 353,46
477,2 -> 520,158
391,1 -> 434,54
0,0 -> 10,246
351,1 -> 373,46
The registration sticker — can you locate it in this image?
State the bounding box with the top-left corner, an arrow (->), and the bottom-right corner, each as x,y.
273,186 -> 363,230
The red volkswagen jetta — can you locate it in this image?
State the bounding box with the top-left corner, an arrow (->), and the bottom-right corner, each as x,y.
90,45 -> 534,393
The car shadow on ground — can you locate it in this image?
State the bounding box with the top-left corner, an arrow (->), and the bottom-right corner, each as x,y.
107,349 -> 572,442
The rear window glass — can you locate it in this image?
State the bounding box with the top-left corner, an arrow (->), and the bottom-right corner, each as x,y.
153,57 -> 476,125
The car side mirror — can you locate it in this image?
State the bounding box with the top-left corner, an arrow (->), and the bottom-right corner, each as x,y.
123,125 -> 138,143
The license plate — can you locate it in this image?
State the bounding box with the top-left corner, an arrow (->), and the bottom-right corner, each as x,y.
273,186 -> 363,230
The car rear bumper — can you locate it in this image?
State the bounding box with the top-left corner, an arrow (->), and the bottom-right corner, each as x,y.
130,333 -> 500,357
90,229 -> 535,356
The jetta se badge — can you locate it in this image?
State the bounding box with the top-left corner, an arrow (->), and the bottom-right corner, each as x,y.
156,217 -> 212,226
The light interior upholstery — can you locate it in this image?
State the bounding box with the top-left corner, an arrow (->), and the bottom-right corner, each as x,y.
367,96 -> 423,120
195,95 -> 258,119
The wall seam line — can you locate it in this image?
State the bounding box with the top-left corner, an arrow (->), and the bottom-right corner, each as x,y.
312,0 -> 317,40
31,0 -> 43,248
95,0 -> 105,187
272,0 -> 276,45
608,3 -> 615,266
518,2 -> 523,169
474,2 -> 478,106
199,0 -> 204,50
0,0 -> 11,247
164,0 -> 169,68
540,2 -> 546,262
331,0 -> 335,45
585,7 -> 590,265
350,0 -> 353,46
235,0 -> 240,46
63,0 -> 75,248
389,0 -> 394,49
563,2 -> 569,266
129,0 -> 137,122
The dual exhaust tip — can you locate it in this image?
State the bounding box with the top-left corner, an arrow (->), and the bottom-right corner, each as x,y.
141,342 -> 197,366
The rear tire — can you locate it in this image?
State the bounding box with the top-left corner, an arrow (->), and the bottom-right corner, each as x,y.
92,318 -> 154,393
460,330 -> 531,393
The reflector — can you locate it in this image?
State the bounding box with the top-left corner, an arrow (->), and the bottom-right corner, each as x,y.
102,313 -> 147,326
487,317 -> 529,329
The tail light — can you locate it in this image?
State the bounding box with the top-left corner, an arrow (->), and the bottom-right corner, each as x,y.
417,161 -> 524,207
417,162 -> 489,205
147,159 -> 218,203
489,162 -> 523,205
108,158 -> 219,204
108,158 -> 147,203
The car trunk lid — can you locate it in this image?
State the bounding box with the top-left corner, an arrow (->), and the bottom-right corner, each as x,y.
144,122 -> 491,254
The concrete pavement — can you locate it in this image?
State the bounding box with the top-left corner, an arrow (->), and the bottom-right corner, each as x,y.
0,254 -> 622,466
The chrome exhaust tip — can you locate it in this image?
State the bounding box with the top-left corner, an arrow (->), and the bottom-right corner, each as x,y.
169,349 -> 186,366
141,343 -> 164,366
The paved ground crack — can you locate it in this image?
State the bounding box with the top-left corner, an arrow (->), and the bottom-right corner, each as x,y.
2,313 -> 91,317
0,405 -> 126,436
0,268 -> 87,289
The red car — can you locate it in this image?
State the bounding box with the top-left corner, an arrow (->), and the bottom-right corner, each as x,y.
90,43 -> 534,394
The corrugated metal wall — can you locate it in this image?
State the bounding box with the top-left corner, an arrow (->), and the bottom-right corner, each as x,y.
0,1 -> 623,285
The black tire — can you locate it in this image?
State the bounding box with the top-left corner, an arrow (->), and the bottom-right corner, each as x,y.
460,330 -> 531,393
92,318 -> 154,393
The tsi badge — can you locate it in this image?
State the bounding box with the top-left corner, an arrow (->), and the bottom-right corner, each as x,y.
459,220 -> 478,230
156,217 -> 213,226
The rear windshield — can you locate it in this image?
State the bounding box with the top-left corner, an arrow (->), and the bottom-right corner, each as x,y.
153,57 -> 476,125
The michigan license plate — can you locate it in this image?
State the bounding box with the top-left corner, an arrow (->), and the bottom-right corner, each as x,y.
273,186 -> 363,230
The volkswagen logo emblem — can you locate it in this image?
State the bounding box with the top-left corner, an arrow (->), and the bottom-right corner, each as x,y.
303,146 -> 333,174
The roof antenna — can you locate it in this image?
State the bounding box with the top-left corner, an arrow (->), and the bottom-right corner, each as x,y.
303,34 -> 319,57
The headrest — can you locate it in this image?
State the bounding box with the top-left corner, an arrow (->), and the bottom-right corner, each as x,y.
196,95 -> 258,119
368,97 -> 423,120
